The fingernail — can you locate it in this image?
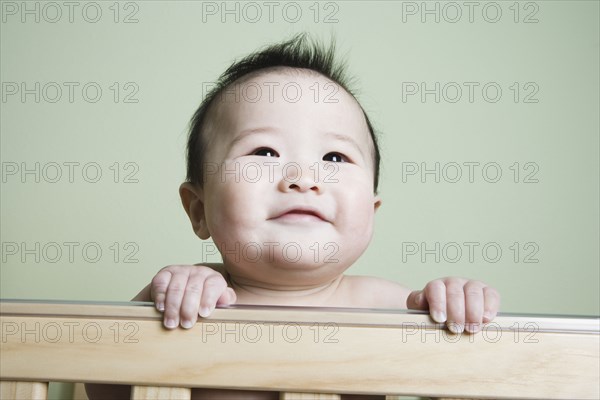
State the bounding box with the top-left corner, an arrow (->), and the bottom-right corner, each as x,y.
432,311 -> 447,323
466,323 -> 480,333
199,306 -> 211,318
165,319 -> 177,329
414,292 -> 423,304
156,302 -> 165,312
181,320 -> 193,329
483,311 -> 492,322
448,322 -> 464,334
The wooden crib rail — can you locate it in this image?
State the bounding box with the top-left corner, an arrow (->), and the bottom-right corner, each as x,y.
1,299 -> 599,400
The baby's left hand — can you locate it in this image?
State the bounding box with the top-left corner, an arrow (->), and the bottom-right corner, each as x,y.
406,277 -> 500,333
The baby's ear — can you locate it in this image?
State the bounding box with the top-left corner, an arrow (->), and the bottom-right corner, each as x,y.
179,182 -> 210,240
373,195 -> 382,212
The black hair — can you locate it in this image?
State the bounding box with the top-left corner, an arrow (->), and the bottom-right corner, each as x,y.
186,33 -> 381,192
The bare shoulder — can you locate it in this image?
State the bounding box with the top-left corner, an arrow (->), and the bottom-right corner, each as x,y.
336,275 -> 412,309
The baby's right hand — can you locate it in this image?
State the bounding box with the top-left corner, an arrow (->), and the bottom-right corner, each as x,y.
150,265 -> 237,329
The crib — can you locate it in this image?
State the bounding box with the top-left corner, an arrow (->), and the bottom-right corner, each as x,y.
1,299 -> 598,400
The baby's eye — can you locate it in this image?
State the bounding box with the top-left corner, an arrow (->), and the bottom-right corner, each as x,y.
323,152 -> 347,163
252,147 -> 279,157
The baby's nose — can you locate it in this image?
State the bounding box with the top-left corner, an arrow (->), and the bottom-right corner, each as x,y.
279,163 -> 320,193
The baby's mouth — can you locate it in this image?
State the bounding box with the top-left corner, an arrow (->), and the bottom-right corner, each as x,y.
270,207 -> 328,223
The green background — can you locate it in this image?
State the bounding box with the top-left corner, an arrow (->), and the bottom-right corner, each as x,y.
1,1 -> 599,398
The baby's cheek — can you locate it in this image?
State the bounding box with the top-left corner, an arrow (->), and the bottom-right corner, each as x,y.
337,171 -> 377,219
208,180 -> 268,243
334,195 -> 377,256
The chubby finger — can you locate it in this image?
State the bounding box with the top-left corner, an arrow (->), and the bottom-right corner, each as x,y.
483,286 -> 501,322
445,280 -> 466,333
423,280 -> 448,323
150,269 -> 174,312
162,271 -> 190,329
464,280 -> 485,333
178,272 -> 210,329
406,290 -> 428,310
198,274 -> 229,317
217,287 -> 237,306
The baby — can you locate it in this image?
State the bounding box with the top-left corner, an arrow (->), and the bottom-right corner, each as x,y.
87,34 -> 499,400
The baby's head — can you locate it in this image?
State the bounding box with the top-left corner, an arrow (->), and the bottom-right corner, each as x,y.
181,34 -> 382,287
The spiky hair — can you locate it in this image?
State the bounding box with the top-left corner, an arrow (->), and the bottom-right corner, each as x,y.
186,33 -> 381,192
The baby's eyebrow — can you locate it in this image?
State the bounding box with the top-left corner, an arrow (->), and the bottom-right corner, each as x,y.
324,132 -> 366,158
230,126 -> 277,147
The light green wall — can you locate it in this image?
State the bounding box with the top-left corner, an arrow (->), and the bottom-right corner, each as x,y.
1,1 -> 598,320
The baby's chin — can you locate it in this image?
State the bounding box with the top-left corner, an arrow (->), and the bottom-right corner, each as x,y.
223,254 -> 354,286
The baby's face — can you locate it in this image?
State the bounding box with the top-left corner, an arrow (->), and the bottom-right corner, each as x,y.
198,70 -> 381,286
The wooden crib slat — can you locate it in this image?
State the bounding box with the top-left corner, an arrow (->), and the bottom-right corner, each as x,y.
131,385 -> 191,400
280,393 -> 340,399
0,381 -> 48,400
72,382 -> 88,400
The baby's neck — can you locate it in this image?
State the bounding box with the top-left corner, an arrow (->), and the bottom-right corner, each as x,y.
226,273 -> 345,307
